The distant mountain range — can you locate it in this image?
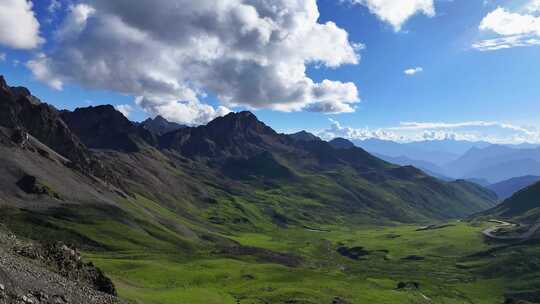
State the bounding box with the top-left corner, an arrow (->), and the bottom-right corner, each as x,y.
341,137 -> 540,185
444,145 -> 540,183
488,175 -> 540,200
353,138 -> 491,166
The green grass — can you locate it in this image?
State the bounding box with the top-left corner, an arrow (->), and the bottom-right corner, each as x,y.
81,221 -> 512,304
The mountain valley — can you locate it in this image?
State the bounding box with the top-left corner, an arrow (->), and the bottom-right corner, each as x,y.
0,76 -> 538,303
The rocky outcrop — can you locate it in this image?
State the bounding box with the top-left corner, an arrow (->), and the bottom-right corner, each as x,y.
16,175 -> 62,200
0,227 -> 120,304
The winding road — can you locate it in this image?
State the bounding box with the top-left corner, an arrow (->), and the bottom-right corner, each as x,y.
482,220 -> 540,241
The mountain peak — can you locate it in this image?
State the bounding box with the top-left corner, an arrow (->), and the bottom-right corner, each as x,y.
141,115 -> 185,135
206,111 -> 273,135
289,131 -> 321,142
60,105 -> 156,152
329,137 -> 355,149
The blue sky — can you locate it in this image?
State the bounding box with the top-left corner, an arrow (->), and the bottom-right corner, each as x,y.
0,0 -> 539,143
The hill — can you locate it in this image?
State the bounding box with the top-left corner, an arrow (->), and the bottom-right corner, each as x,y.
481,181 -> 540,223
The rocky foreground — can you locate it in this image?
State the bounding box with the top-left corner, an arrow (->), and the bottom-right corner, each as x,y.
0,226 -> 120,304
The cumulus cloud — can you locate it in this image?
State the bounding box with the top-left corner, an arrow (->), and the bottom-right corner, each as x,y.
26,53 -> 63,90
0,0 -> 44,49
479,7 -> 540,36
316,119 -> 540,144
404,66 -> 423,75
135,96 -> 231,126
0,53 -> 6,62
474,2 -> 540,51
114,104 -> 134,118
345,0 -> 435,31
27,0 -> 361,125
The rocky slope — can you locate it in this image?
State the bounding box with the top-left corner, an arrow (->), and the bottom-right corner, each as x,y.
0,225 -> 119,304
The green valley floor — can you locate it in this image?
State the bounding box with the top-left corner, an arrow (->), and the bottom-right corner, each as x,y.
82,221 -> 539,304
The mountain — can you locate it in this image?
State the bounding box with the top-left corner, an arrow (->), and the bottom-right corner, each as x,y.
328,137 -> 355,149
374,154 -> 451,180
445,145 -> 540,183
353,138 -> 489,166
140,115 -> 186,135
0,76 -> 496,230
488,175 -> 540,200
288,130 -> 321,142
60,105 -> 157,152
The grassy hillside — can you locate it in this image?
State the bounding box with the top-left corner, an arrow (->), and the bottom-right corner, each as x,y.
480,181 -> 540,223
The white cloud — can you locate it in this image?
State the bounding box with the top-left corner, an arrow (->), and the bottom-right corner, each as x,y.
48,0 -> 61,13
0,53 -> 6,62
472,34 -> 540,51
345,0 -> 435,31
474,3 -> 540,51
391,121 -> 536,134
135,96 -> 231,126
27,0 -> 361,125
479,7 -> 540,36
0,0 -> 44,49
26,53 -> 63,90
115,104 -> 134,118
528,0 -> 540,13
55,4 -> 96,40
404,66 -> 423,75
316,119 -> 540,144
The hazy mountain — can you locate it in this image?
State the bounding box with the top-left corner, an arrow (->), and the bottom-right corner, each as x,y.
353,138 -> 490,166
488,176 -> 540,200
140,115 -> 186,135
374,154 -> 450,180
445,145 -> 540,183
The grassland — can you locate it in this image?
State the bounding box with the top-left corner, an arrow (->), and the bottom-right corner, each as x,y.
1,189 -> 536,304
80,221 -> 522,304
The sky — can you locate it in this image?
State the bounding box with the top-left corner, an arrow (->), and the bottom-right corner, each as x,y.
0,0 -> 539,144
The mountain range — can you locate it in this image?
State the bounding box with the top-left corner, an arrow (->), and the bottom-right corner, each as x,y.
347,136 -> 540,189
0,75 -> 497,240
